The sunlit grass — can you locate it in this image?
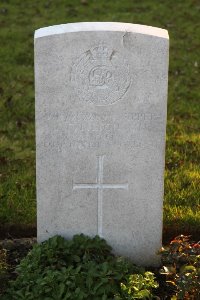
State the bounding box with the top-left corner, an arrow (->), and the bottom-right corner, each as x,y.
0,0 -> 199,234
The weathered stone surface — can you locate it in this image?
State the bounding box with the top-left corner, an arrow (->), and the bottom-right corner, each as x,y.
35,22 -> 169,266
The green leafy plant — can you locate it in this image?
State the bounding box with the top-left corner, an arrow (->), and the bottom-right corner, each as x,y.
115,272 -> 158,300
159,235 -> 200,299
2,234 -> 158,300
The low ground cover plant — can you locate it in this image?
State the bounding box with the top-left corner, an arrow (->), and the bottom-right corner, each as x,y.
1,234 -> 158,300
1,234 -> 199,299
160,235 -> 200,299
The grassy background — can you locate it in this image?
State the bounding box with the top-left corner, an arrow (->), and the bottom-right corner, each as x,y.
0,0 -> 199,236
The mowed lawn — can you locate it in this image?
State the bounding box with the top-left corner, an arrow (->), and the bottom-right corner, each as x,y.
0,0 -> 199,236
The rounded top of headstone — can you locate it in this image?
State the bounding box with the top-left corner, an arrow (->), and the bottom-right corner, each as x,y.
34,22 -> 169,39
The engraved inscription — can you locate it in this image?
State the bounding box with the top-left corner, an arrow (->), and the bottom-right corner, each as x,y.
73,155 -> 128,237
71,45 -> 131,106
39,110 -> 164,152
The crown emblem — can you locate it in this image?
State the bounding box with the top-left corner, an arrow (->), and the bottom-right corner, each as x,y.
91,45 -> 113,61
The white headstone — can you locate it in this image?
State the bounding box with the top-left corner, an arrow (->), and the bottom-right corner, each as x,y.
35,22 -> 169,266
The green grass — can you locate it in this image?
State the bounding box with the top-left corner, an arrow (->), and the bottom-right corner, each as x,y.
0,0 -> 199,233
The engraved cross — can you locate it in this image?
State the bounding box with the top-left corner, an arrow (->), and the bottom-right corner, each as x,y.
73,155 -> 128,237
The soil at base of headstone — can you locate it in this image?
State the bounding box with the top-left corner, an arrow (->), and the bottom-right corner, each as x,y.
0,224 -> 36,239
0,223 -> 199,243
0,237 -> 36,296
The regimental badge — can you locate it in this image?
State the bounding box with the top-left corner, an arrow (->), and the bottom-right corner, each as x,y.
70,45 -> 131,106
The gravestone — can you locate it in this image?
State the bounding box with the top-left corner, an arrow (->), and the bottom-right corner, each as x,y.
34,22 -> 169,266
